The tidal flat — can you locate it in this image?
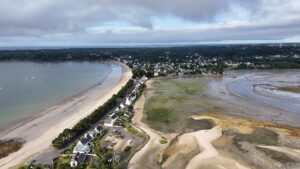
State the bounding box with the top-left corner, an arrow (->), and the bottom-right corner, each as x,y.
132,70 -> 300,169
143,70 -> 300,133
143,76 -> 221,133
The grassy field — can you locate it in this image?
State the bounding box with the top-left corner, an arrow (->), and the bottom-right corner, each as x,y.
143,77 -> 222,133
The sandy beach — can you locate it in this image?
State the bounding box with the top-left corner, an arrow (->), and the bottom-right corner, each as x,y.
0,62 -> 132,169
129,80 -> 164,169
129,79 -> 174,169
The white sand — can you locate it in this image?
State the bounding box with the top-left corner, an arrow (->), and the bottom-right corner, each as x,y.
0,63 -> 132,169
186,126 -> 249,169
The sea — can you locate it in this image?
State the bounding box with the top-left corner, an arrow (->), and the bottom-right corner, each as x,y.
0,61 -> 121,131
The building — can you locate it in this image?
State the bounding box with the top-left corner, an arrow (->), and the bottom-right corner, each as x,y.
125,97 -> 132,106
70,153 -> 86,167
86,131 -> 97,139
73,133 -> 94,153
104,119 -> 114,127
104,113 -> 119,127
94,125 -> 104,134
120,103 -> 125,109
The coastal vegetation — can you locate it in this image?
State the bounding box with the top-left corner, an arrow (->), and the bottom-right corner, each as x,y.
1,44 -> 300,80
255,146 -> 297,164
277,86 -> 300,94
234,128 -> 279,146
1,44 -> 299,70
143,77 -> 225,133
159,139 -> 168,144
0,139 -> 23,159
52,79 -> 134,148
126,124 -> 147,138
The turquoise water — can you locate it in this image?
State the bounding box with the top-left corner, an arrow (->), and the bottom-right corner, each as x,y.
0,61 -> 119,130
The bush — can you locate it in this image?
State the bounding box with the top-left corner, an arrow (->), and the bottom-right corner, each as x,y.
123,146 -> 132,152
159,139 -> 168,144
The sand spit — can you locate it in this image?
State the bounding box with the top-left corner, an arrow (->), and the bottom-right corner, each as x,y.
129,80 -> 171,169
0,63 -> 132,169
185,126 -> 249,169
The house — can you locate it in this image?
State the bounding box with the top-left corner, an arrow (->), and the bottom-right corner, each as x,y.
104,119 -> 115,127
73,133 -> 94,153
130,95 -> 137,102
70,153 -> 86,167
120,103 -> 125,109
104,113 -> 118,127
124,111 -> 132,117
94,125 -> 104,134
73,140 -> 91,154
125,97 -> 132,106
86,131 -> 97,139
111,113 -> 118,120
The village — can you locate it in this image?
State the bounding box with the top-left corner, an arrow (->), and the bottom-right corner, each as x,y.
48,76 -> 148,169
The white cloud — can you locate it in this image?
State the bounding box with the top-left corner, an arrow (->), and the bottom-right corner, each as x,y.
0,0 -> 299,46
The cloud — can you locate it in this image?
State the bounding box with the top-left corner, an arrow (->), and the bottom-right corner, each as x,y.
0,0 -> 299,46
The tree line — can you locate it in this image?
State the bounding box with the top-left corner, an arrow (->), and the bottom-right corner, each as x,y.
52,79 -> 134,149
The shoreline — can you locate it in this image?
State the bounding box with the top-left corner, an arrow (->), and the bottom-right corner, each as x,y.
0,60 -> 117,133
0,62 -> 132,169
0,62 -> 113,135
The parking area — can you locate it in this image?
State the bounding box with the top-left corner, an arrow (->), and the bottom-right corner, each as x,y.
100,126 -> 145,161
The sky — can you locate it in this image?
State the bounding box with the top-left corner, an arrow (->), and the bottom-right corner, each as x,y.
0,0 -> 300,47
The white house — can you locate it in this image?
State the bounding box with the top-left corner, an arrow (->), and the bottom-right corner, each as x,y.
73,141 -> 90,154
104,113 -> 118,127
125,97 -> 132,106
104,119 -> 115,127
120,103 -> 125,109
73,132 -> 94,153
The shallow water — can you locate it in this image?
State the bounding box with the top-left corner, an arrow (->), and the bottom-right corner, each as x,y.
143,70 -> 300,133
0,61 -> 120,130
226,71 -> 300,115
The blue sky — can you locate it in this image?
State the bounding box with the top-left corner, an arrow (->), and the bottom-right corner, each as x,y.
0,0 -> 300,46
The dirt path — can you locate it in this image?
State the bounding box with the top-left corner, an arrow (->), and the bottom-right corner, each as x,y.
128,81 -> 167,169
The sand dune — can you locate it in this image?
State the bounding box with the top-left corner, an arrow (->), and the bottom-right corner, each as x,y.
0,63 -> 132,169
186,126 -> 250,169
